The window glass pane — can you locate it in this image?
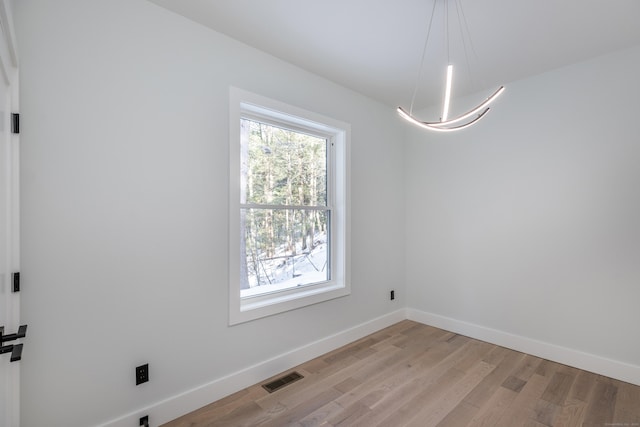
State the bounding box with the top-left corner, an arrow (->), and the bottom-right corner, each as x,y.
242,119 -> 327,207
240,208 -> 330,297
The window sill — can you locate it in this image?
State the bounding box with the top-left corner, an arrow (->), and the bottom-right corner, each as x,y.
229,281 -> 349,325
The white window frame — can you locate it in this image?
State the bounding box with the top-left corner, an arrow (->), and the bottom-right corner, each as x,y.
229,87 -> 350,325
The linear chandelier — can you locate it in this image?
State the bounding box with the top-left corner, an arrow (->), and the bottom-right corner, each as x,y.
397,0 -> 504,132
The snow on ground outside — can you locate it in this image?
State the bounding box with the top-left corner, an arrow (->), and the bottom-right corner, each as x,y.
242,231 -> 328,297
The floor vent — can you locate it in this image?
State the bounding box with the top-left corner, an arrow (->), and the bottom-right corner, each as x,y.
262,371 -> 304,393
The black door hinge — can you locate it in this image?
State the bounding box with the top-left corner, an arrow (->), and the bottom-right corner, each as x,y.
13,272 -> 19,292
11,113 -> 19,134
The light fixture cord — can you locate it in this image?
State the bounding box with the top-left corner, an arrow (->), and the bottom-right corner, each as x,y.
456,0 -> 482,89
409,0 -> 438,115
445,0 -> 450,64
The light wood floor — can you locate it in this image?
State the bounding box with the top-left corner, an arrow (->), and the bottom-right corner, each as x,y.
162,320 -> 640,427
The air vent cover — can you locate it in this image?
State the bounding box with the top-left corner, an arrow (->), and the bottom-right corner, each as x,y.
261,371 -> 304,393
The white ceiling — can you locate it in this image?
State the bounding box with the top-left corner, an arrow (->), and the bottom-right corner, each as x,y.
147,0 -> 640,110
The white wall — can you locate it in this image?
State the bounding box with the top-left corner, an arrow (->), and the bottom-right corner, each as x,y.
405,45 -> 640,381
15,0 -> 640,424
14,1 -> 406,426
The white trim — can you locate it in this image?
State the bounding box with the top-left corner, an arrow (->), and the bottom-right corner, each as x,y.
96,310 -> 407,427
228,87 -> 351,325
0,2 -> 18,426
97,306 -> 640,426
406,308 -> 640,386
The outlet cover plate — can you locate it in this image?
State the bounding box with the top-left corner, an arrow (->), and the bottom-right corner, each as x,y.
136,364 -> 149,385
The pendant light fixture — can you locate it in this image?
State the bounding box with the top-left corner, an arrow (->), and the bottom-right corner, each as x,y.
397,0 -> 504,132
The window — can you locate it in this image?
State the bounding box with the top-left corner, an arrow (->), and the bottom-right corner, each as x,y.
229,88 -> 350,325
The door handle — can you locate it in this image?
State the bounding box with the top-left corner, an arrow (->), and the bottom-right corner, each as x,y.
0,325 -> 27,362
1,325 -> 27,343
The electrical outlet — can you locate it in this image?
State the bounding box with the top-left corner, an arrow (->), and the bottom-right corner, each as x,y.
136,364 -> 149,385
390,290 -> 395,300
139,415 -> 149,426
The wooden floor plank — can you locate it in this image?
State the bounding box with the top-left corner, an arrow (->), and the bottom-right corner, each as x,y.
569,369 -> 597,403
258,388 -> 342,427
366,366 -> 469,427
404,361 -> 497,427
332,332 -> 472,412
338,336 -> 471,425
493,373 -> 556,427
297,400 -> 344,427
347,342 -> 475,426
511,354 -> 544,382
553,398 -> 588,427
613,379 -> 640,423
466,348 -> 544,427
161,321 -> 640,427
582,379 -> 618,427
532,399 -> 561,426
466,384 -> 518,427
435,401 -> 479,427
540,369 -> 576,406
162,386 -> 268,427
462,349 -> 525,408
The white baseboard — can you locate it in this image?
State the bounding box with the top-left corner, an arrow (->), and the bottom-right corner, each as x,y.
98,309 -> 407,427
406,308 -> 640,387
99,306 -> 639,426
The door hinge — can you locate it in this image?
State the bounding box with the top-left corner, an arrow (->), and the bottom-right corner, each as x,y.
12,272 -> 19,292
11,113 -> 19,134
